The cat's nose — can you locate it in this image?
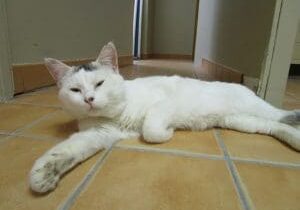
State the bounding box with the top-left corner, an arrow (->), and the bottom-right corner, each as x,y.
84,97 -> 94,104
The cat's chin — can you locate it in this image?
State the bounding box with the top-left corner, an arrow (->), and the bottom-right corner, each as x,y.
86,108 -> 102,117
63,106 -> 101,118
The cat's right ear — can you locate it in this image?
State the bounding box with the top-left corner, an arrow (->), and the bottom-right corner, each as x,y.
44,58 -> 71,83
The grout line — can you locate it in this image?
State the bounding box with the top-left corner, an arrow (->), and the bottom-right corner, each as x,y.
0,131 -> 7,135
11,110 -> 60,135
8,101 -> 62,109
115,144 -> 223,160
231,157 -> 300,169
8,133 -> 61,142
58,148 -> 113,210
0,130 -> 61,143
0,135 -> 16,144
0,111 -> 60,145
214,130 -> 253,210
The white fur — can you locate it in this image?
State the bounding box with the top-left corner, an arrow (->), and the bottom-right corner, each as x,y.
30,42 -> 300,193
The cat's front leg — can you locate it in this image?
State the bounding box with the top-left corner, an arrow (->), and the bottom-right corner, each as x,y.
30,128 -> 121,193
142,102 -> 174,143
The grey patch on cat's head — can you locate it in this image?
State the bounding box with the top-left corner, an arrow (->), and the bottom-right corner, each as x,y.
73,63 -> 98,73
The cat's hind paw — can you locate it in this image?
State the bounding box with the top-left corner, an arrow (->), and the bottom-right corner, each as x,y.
29,153 -> 75,193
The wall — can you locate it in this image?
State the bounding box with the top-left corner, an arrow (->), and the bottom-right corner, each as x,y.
141,0 -> 154,55
291,21 -> 300,64
194,0 -> 276,78
6,0 -> 134,64
151,0 -> 197,56
0,0 -> 13,101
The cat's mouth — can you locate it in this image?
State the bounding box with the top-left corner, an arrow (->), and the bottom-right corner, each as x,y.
87,104 -> 99,113
88,105 -> 94,111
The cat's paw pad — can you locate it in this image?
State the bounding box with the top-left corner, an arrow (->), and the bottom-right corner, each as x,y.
143,128 -> 174,143
30,153 -> 74,193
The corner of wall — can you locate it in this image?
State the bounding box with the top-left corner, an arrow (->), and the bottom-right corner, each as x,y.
0,0 -> 14,101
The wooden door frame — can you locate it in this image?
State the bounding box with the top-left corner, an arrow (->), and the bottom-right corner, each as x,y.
258,0 -> 300,107
133,0 -> 144,59
192,0 -> 200,60
0,0 -> 13,102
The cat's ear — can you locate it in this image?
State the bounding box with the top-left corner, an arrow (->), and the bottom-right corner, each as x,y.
96,42 -> 119,72
44,58 -> 71,82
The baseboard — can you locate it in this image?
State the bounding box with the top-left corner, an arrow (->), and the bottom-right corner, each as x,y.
13,56 -> 133,94
141,54 -> 193,60
195,58 -> 243,83
243,76 -> 259,92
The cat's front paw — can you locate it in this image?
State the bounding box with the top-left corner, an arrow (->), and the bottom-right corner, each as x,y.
143,128 -> 174,143
30,153 -> 75,193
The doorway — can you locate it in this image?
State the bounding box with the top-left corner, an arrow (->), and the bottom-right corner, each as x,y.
132,0 -> 198,60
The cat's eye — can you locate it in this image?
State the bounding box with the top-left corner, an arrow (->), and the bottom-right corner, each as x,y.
70,88 -> 81,93
95,81 -> 104,88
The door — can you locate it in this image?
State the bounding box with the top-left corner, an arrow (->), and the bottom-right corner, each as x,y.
258,0 -> 300,107
194,0 -> 293,96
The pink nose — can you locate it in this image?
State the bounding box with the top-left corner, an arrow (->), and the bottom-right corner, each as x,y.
84,97 -> 94,104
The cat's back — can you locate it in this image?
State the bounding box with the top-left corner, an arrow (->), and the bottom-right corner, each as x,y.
124,75 -> 252,99
125,75 -> 199,92
122,75 -> 205,110
126,75 -> 182,85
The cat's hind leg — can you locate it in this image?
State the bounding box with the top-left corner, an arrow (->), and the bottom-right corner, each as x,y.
30,127 -> 123,193
218,115 -> 300,151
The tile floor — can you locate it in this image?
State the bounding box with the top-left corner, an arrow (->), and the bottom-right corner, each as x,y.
0,60 -> 300,210
283,76 -> 300,109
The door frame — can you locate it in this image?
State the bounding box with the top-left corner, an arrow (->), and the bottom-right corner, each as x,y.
133,0 -> 143,59
0,0 -> 13,102
258,0 -> 300,107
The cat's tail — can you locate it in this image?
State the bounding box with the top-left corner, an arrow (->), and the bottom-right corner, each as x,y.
279,110 -> 300,128
218,114 -> 300,151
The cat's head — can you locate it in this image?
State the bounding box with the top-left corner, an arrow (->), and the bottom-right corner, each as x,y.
45,42 -> 125,118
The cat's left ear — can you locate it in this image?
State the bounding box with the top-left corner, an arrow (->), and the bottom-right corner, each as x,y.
96,42 -> 119,72
44,58 -> 72,84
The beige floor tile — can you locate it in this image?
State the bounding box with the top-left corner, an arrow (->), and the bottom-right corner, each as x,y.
71,149 -> 241,210
220,130 -> 300,163
285,78 -> 300,98
0,136 -> 102,210
118,130 -> 221,155
282,101 -> 300,110
236,163 -> 300,210
21,111 -> 78,139
283,78 -> 300,109
12,91 -> 61,106
0,104 -> 56,132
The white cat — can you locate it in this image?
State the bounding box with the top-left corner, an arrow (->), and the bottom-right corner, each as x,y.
30,42 -> 300,193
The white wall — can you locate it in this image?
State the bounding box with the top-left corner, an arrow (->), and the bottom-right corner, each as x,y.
194,0 -> 276,78
0,0 -> 13,101
141,0 -> 154,55
6,0 -> 134,64
291,21 -> 300,64
151,0 -> 197,55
